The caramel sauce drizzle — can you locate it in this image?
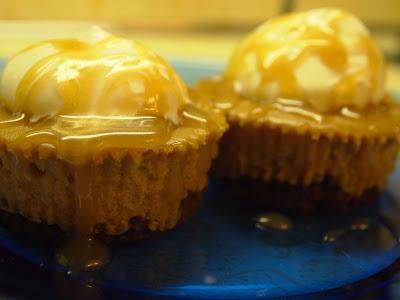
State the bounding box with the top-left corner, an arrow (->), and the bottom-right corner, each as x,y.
9,35 -> 187,121
223,8 -> 385,113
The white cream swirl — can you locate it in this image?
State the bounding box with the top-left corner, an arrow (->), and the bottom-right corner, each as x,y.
0,27 -> 189,123
224,8 -> 386,112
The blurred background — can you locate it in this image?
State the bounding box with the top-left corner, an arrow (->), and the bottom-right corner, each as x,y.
0,0 -> 399,91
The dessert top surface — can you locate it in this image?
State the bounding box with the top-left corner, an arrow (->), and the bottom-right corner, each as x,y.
194,77 -> 400,141
0,26 -> 189,123
0,27 -> 226,164
224,8 -> 386,113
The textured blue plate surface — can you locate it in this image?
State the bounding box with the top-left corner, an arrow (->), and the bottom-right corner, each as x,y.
0,60 -> 399,299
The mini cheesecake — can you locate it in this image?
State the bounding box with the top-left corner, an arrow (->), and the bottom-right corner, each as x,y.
194,8 -> 400,212
0,27 -> 226,238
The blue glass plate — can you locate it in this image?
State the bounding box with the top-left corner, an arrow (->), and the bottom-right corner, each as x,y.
0,59 -> 399,299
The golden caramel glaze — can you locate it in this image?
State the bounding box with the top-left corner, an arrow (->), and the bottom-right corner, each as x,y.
194,78 -> 400,142
224,8 -> 386,113
0,27 -> 227,165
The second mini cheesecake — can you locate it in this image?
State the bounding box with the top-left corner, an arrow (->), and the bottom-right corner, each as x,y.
193,8 -> 400,212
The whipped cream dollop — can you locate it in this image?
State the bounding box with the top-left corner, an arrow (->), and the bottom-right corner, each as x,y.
0,27 -> 189,123
224,8 -> 386,112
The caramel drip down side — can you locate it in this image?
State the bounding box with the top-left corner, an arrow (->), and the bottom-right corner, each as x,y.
55,165 -> 111,272
74,166 -> 96,235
